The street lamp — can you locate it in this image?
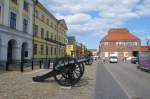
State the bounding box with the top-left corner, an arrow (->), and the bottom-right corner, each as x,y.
147,39 -> 150,50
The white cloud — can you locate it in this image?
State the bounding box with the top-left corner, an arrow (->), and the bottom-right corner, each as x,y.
56,13 -> 92,25
39,0 -> 150,37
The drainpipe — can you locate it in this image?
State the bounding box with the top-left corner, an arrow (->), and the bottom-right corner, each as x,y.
32,0 -> 38,60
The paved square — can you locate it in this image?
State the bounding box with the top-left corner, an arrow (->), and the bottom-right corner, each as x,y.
0,63 -> 96,99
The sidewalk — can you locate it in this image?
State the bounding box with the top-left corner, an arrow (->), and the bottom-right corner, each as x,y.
0,62 -> 97,99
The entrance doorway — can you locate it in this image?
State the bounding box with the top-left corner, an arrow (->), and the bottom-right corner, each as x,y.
132,51 -> 139,57
21,42 -> 28,61
7,39 -> 17,64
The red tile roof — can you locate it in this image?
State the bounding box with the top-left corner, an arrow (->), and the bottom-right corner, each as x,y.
141,46 -> 150,52
101,28 -> 140,42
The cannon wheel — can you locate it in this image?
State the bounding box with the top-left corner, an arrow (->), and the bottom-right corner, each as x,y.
53,57 -> 83,86
85,59 -> 93,65
80,62 -> 85,77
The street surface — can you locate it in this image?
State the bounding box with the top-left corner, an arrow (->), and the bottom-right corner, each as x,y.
94,62 -> 129,99
1,61 -> 150,99
96,61 -> 150,99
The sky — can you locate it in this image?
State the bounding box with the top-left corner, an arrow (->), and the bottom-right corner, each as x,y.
39,0 -> 150,49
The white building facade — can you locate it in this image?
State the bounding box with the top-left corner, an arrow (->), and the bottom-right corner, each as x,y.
0,0 -> 33,65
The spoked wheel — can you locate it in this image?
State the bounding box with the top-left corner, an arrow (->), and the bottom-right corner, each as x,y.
80,62 -> 85,77
85,58 -> 93,65
53,57 -> 83,86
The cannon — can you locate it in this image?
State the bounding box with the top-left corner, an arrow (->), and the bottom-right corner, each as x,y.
32,56 -> 93,86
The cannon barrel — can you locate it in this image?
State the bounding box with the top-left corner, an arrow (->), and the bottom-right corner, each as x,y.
32,56 -> 93,86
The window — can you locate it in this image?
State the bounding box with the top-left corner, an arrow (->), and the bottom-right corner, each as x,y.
23,19 -> 28,33
11,0 -> 17,4
51,47 -> 53,56
116,42 -> 119,46
55,25 -> 57,30
54,48 -> 57,55
24,51 -> 28,57
10,12 -> 17,29
46,31 -> 49,39
54,35 -> 56,40
34,44 -> 37,55
0,6 -> 2,22
51,33 -> 53,40
104,42 -> 108,46
51,22 -> 53,28
34,25 -> 38,37
135,42 -> 138,46
41,45 -> 44,55
47,19 -> 49,25
0,6 -> 1,18
23,1 -> 29,12
35,10 -> 39,17
119,42 -> 122,46
41,15 -> 45,21
41,28 -> 44,39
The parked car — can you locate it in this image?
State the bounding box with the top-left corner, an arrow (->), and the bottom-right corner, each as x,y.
137,54 -> 150,70
92,55 -> 99,60
109,56 -> 118,63
131,57 -> 139,64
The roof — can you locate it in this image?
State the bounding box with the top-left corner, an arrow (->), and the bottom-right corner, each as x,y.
58,19 -> 68,30
35,1 -> 68,29
36,1 -> 58,21
101,28 -> 140,42
141,46 -> 150,52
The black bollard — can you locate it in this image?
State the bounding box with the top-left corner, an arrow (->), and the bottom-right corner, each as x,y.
39,60 -> 42,69
20,61 -> 24,72
32,60 -> 34,70
6,61 -> 9,71
48,59 -> 50,69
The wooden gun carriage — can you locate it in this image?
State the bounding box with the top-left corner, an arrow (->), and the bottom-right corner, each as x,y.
32,56 -> 93,86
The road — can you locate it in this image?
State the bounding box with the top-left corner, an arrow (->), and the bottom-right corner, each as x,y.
94,62 -> 129,99
95,61 -> 150,99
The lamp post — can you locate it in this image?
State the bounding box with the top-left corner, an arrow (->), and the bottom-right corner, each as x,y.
45,32 -> 48,62
147,39 -> 150,50
57,22 -> 59,58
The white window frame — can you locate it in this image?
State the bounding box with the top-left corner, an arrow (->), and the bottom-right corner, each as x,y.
23,17 -> 29,33
105,52 -> 109,58
9,10 -> 17,29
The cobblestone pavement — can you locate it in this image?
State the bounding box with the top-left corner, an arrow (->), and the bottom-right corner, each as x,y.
0,62 -> 97,99
94,61 -> 129,99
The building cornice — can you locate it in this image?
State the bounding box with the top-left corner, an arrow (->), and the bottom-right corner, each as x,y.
0,24 -> 32,40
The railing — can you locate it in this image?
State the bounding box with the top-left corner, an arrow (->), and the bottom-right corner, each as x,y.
0,56 -> 93,72
0,58 -> 57,72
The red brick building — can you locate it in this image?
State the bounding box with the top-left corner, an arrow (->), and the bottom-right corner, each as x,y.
100,28 -> 141,60
140,46 -> 150,55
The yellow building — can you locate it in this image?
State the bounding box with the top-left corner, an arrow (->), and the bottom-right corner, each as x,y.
66,45 -> 74,56
33,2 -> 68,60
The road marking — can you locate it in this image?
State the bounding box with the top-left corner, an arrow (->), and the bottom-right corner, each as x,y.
104,64 -> 132,99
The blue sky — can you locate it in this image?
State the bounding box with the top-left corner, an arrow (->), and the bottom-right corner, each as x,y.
40,0 -> 150,49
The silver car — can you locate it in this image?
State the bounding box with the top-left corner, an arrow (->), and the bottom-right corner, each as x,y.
109,56 -> 118,63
